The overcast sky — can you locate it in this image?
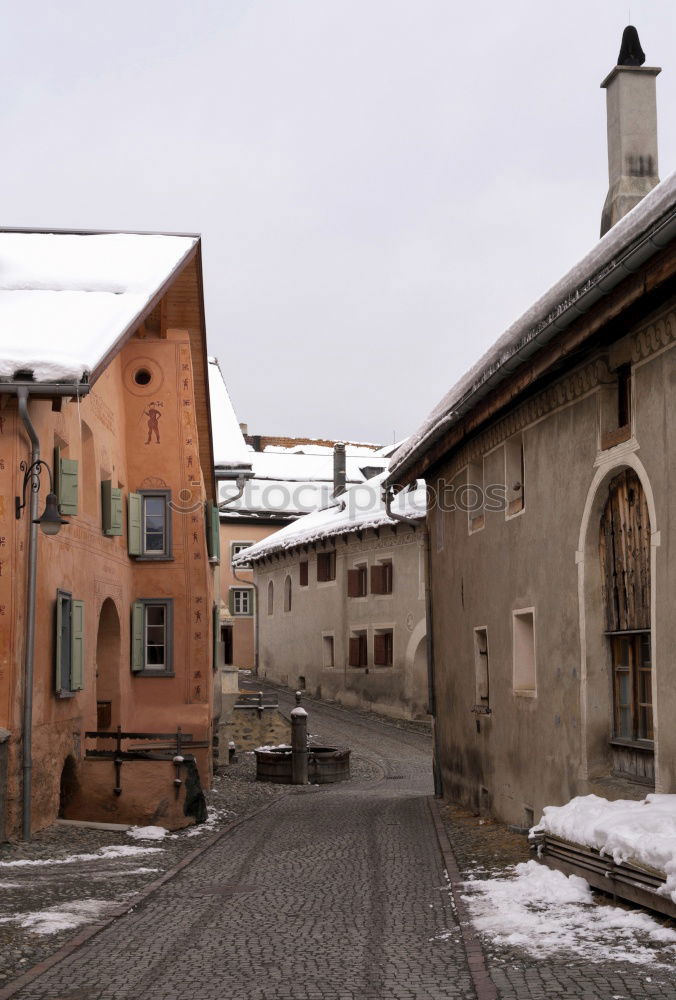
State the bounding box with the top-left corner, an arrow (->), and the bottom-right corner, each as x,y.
4,1 -> 676,444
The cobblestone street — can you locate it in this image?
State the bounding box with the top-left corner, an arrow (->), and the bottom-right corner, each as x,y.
5,692 -> 676,999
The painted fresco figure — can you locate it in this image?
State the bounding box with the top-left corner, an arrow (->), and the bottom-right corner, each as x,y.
144,406 -> 162,444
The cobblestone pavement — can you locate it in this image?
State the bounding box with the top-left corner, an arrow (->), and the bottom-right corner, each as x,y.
5,691 -> 676,999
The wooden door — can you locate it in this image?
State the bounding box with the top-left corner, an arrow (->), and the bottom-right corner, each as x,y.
599,469 -> 650,632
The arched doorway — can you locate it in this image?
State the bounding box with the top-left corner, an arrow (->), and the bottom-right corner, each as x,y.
96,598 -> 121,732
599,469 -> 653,785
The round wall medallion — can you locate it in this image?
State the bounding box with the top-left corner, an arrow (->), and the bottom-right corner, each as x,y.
124,357 -> 164,396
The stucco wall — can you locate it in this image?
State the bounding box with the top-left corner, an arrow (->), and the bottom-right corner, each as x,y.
1,321 -> 216,836
430,295 -> 676,828
255,524 -> 429,721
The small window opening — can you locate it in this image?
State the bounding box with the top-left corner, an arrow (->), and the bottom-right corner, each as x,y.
134,369 -> 152,386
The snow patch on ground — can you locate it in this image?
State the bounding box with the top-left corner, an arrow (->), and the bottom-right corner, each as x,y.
0,844 -> 163,867
184,806 -> 235,837
0,898 -> 121,935
461,860 -> 676,966
126,826 -> 168,841
531,793 -> 676,902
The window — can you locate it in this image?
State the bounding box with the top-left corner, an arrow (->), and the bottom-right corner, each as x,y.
323,634 -> 335,668
347,563 -> 367,598
284,575 -> 292,612
504,436 -> 525,516
267,580 -> 274,616
317,550 -> 336,582
513,609 -> 536,694
617,364 -> 632,431
131,599 -> 173,674
371,560 -> 393,595
468,459 -> 485,533
128,491 -> 172,559
55,590 -> 84,696
231,541 -> 253,568
349,631 -> 368,668
230,588 -> 253,616
474,627 -> 489,706
611,633 -> 653,743
299,561 -> 309,587
600,364 -> 633,450
81,421 -> 97,518
54,445 -> 78,516
373,629 -> 394,667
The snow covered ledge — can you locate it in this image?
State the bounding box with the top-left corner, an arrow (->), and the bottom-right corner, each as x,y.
530,793 -> 676,919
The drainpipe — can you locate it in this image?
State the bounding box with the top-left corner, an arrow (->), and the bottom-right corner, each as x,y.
9,382 -> 90,840
385,484 -> 443,797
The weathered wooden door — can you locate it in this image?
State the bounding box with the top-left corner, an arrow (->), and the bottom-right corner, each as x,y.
600,469 -> 650,632
599,469 -> 653,783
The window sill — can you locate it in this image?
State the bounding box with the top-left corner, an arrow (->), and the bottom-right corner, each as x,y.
132,671 -> 175,678
609,737 -> 654,752
601,425 -> 632,451
55,689 -> 76,700
133,555 -> 174,562
513,689 -> 537,699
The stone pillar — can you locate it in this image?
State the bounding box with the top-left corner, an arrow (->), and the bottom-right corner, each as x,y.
291,707 -> 308,785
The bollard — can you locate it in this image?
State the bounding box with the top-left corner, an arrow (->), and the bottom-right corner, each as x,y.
290,706 -> 308,785
295,690 -> 302,706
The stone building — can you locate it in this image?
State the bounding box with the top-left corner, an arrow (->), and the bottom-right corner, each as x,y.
0,230 -> 220,837
238,468 -> 429,721
386,30 -> 676,827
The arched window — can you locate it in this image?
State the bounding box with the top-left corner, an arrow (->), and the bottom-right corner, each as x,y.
267,580 -> 274,616
284,575 -> 292,613
600,469 -> 653,758
81,421 -> 97,518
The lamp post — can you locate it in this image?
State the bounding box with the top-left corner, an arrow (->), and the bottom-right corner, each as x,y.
15,460 -> 67,535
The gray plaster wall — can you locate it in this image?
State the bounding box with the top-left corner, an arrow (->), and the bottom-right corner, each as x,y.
430,295 -> 676,828
254,524 -> 429,721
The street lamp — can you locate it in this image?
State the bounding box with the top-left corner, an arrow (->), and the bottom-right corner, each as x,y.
15,460 -> 68,536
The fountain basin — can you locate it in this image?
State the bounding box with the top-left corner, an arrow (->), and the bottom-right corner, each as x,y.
255,745 -> 351,784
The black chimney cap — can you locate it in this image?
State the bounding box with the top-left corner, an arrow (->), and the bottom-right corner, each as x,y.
618,25 -> 646,66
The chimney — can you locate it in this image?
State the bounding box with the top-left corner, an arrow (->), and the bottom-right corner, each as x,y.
600,26 -> 661,236
333,442 -> 346,498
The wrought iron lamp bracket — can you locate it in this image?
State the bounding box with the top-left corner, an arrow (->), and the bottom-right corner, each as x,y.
15,459 -> 55,519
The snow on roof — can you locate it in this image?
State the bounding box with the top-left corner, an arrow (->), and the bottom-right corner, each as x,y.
0,231 -> 198,383
390,169 -> 676,480
234,471 -> 426,562
208,357 -> 252,471
248,446 -> 387,484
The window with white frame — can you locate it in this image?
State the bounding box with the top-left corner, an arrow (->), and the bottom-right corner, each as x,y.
231,588 -> 253,616
231,541 -> 253,568
131,599 -> 173,675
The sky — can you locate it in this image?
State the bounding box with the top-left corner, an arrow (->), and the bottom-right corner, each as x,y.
3,1 -> 676,444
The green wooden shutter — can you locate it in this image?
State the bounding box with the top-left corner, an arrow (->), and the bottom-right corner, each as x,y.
55,591 -> 64,693
228,589 -> 235,615
213,603 -> 220,670
131,601 -> 144,672
128,493 -> 142,555
55,449 -> 79,516
206,504 -> 221,562
70,600 -> 85,690
102,481 -> 123,536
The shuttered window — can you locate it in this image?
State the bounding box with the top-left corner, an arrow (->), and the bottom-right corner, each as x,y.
229,588 -> 253,616
101,481 -> 123,536
54,447 -> 79,516
371,561 -> 393,595
348,632 -> 368,668
131,599 -> 174,674
347,565 -> 367,598
317,550 -> 336,582
55,590 -> 84,696
128,491 -> 172,559
299,561 -> 309,587
374,630 -> 393,666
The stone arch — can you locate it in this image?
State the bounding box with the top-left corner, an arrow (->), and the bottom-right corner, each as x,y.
576,453 -> 658,786
96,597 -> 122,731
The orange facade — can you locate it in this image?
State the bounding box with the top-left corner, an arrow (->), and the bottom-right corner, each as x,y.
0,258 -> 218,836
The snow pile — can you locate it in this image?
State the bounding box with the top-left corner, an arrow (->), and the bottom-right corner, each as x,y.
461,860 -> 676,965
0,232 -> 196,382
531,793 -> 676,901
0,844 -> 163,867
390,169 -> 676,481
0,898 -> 121,936
126,825 -> 168,842
255,744 -> 292,752
208,357 -> 252,471
184,805 -> 235,837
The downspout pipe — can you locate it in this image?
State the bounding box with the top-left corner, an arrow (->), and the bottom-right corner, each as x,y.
17,388 -> 39,842
384,485 -> 442,797
11,381 -> 90,841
